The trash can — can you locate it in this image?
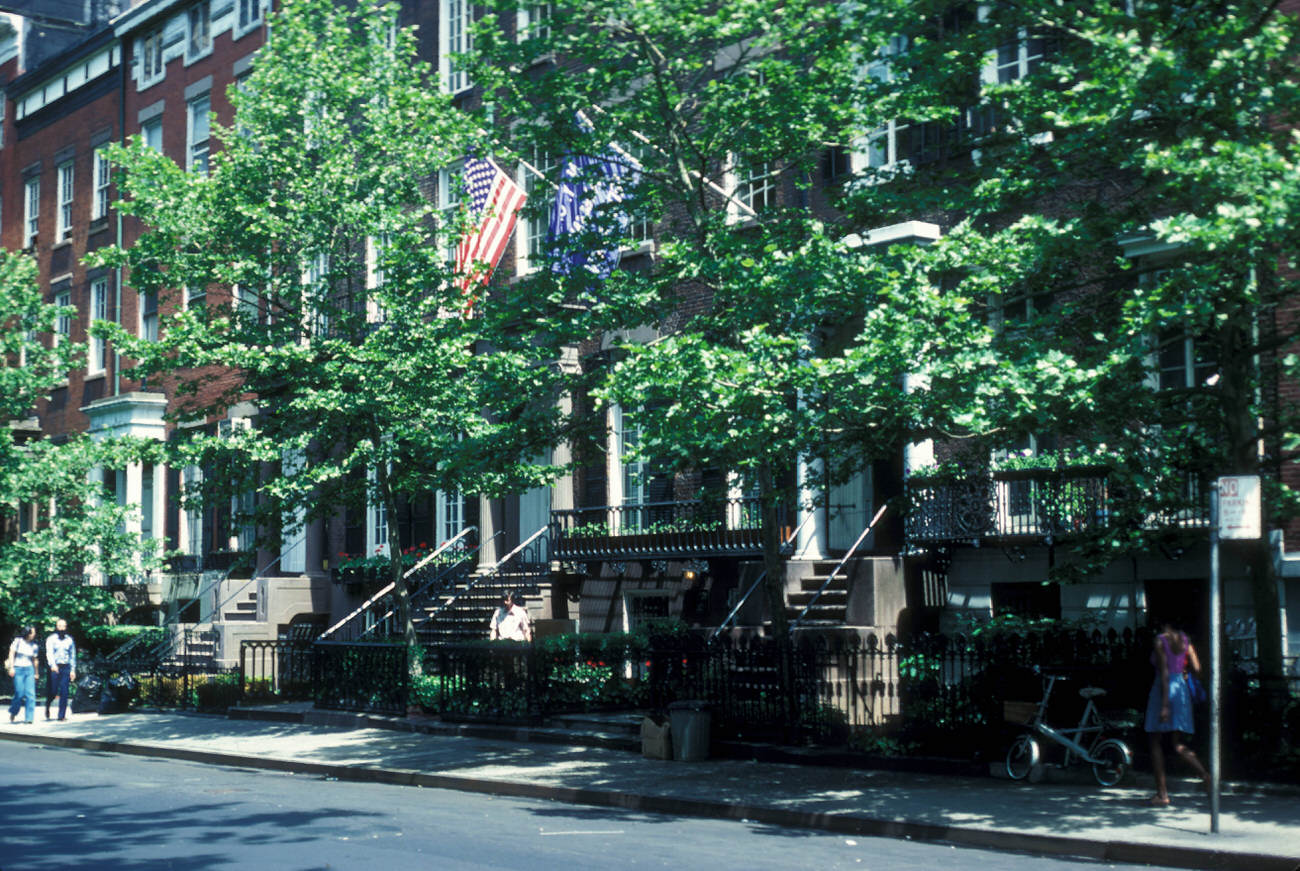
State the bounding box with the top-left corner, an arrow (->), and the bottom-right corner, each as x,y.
668,700 -> 711,761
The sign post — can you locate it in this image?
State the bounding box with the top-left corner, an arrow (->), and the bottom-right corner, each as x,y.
1211,475 -> 1261,834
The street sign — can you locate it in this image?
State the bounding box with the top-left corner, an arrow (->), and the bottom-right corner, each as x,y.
1217,475 -> 1261,539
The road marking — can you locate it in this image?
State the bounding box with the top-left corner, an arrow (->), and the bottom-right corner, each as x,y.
538,830 -> 626,836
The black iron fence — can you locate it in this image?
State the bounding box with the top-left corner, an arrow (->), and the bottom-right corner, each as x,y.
238,629 -> 1299,779
552,498 -> 785,560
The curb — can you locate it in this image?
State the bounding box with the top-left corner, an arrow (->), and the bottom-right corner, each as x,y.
2,728 -> 1296,871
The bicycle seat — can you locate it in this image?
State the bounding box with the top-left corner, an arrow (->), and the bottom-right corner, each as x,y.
1079,686 -> 1106,699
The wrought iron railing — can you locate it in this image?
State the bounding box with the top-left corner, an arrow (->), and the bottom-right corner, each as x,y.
552,497 -> 784,560
317,527 -> 482,643
905,465 -> 1210,545
416,525 -> 550,644
239,639 -> 314,702
312,640 -> 409,715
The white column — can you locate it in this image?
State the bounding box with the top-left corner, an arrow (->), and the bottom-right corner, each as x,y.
796,454 -> 828,559
280,449 -> 306,573
902,372 -> 935,476
606,404 -> 624,533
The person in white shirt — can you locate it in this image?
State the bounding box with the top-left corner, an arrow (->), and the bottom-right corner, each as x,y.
44,619 -> 77,721
488,591 -> 533,642
7,626 -> 40,724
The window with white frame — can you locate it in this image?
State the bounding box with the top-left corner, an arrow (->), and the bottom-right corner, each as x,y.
440,0 -> 473,93
188,2 -> 212,60
23,177 -> 39,248
305,251 -> 330,336
140,291 -> 159,342
237,0 -> 262,32
139,26 -> 164,85
93,147 -> 111,221
863,35 -> 950,171
436,491 -> 466,544
516,1 -> 552,42
142,117 -> 163,152
519,147 -> 557,273
995,28 -> 1055,84
54,291 -> 71,345
1158,325 -> 1215,392
731,159 -> 777,216
186,284 -> 206,310
998,286 -> 1054,328
365,234 -> 390,322
89,279 -> 109,374
188,94 -> 211,173
235,283 -> 261,324
56,162 -> 74,240
438,164 -> 463,263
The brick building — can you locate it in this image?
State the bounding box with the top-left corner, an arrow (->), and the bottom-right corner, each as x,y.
1,0 -> 1295,673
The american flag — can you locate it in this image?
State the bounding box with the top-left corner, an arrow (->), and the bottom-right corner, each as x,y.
455,155 -> 527,297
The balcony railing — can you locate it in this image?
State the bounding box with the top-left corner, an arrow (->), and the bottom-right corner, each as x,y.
905,465 -> 1210,545
552,498 -> 786,561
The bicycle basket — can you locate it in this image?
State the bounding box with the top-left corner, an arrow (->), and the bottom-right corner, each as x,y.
1003,701 -> 1039,725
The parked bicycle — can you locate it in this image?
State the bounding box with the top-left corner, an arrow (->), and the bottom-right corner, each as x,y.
1004,671 -> 1133,787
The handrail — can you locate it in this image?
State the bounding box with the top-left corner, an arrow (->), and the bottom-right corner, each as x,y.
317,526 -> 479,641
418,524 -> 549,628
111,531 -> 307,666
789,502 -> 889,634
708,508 -> 816,642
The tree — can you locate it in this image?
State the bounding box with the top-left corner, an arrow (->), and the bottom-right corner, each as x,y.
471,0 -> 1009,632
0,250 -> 159,633
841,0 -> 1300,681
94,0 -> 590,655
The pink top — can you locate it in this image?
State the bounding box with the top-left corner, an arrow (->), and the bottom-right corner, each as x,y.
1151,632 -> 1188,675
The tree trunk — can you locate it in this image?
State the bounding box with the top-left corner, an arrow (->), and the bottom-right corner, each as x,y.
374,462 -> 421,677
757,463 -> 789,637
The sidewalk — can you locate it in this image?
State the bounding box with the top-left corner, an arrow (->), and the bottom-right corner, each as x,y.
1,708 -> 1297,871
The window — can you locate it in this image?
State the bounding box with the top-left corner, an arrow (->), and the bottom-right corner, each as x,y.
1158,327 -> 1215,391
437,491 -> 466,543
185,285 -> 206,310
864,36 -> 948,170
991,581 -> 1061,620
188,94 -> 211,173
999,287 -> 1054,327
995,29 -> 1055,84
365,235 -> 390,323
56,162 -> 74,240
188,2 -> 212,60
519,148 -> 557,272
93,148 -> 111,220
438,164 -> 463,263
237,0 -> 261,31
89,279 -> 109,374
823,145 -> 853,184
373,496 -> 389,552
140,291 -> 159,342
732,160 -> 777,215
54,291 -> 71,345
236,284 -> 261,324
517,2 -> 552,42
305,251 -> 330,336
139,27 -> 164,85
23,177 -> 39,248
142,118 -> 163,152
440,0 -> 473,93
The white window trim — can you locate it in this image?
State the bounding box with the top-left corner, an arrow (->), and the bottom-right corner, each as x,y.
723,155 -> 773,224
88,278 -> 109,375
435,490 -> 467,545
142,117 -> 164,152
138,27 -> 165,89
233,0 -> 263,40
92,147 -> 111,221
56,161 -> 74,241
186,1 -> 214,65
187,93 -> 211,173
515,2 -> 552,47
23,177 -> 39,248
54,291 -> 71,346
439,0 -> 473,94
516,148 -> 555,275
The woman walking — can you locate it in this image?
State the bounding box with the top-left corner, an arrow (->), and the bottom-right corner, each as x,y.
6,626 -> 40,724
1144,622 -> 1209,806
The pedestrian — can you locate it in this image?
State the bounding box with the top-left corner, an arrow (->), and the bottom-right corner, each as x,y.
488,591 -> 533,642
44,618 -> 77,721
6,626 -> 40,724
1144,621 -> 1210,806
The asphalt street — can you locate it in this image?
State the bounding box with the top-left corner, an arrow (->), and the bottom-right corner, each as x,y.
0,745 -> 1186,871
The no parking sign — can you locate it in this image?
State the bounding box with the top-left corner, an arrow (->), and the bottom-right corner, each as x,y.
1217,475 -> 1261,540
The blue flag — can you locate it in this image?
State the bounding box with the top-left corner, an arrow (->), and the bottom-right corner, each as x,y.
547,132 -> 636,279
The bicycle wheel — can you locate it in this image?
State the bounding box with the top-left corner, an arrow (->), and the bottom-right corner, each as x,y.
1091,738 -> 1131,787
1005,733 -> 1038,780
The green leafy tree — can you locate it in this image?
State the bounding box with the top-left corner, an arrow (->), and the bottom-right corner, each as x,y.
0,250 -> 159,633
841,0 -> 1300,682
94,0 -> 589,655
472,0 -> 1007,631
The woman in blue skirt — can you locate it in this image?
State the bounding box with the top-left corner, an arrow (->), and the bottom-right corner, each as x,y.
1144,623 -> 1209,806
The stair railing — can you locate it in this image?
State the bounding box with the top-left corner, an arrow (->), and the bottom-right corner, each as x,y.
708,509 -> 816,642
317,526 -> 481,642
416,524 -> 549,638
788,503 -> 889,634
107,533 -> 306,668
